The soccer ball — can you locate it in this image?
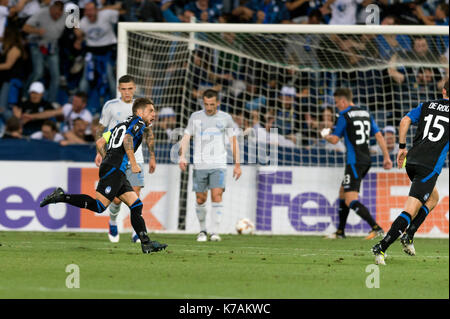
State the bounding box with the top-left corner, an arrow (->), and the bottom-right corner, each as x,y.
235,218 -> 255,235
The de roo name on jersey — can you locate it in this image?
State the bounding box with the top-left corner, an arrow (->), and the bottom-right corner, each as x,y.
428,102 -> 449,112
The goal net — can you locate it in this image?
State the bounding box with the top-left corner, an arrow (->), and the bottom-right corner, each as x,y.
118,23 -> 449,238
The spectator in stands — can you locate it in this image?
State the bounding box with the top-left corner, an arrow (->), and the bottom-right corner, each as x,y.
189,47 -> 229,101
414,1 -> 449,26
159,0 -> 191,22
22,0 -> 66,104
8,0 -> 41,28
286,0 -> 311,23
387,66 -> 439,125
0,24 -> 26,122
320,0 -> 362,25
375,15 -> 412,61
232,0 -> 290,23
123,0 -> 164,22
30,119 -> 64,143
307,104 -> 334,132
395,35 -> 440,64
153,106 -> 177,142
414,2 -> 449,55
274,85 -> 299,145
2,116 -> 23,139
184,0 -> 223,22
0,0 -> 7,39
309,104 -> 346,152
60,117 -> 94,145
231,0 -> 255,22
21,91 -> 93,136
370,125 -> 398,155
75,1 -> 121,112
254,0 -> 291,24
89,117 -> 100,142
15,81 -> 55,136
234,76 -> 266,117
251,112 -> 296,148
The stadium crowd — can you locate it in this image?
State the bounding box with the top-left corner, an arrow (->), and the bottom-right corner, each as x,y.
0,0 -> 448,153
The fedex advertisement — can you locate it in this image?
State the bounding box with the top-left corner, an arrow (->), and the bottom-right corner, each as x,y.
0,162 -> 180,232
0,162 -> 448,237
184,166 -> 449,237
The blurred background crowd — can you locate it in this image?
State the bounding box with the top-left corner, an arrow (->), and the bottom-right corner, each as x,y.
0,0 -> 448,153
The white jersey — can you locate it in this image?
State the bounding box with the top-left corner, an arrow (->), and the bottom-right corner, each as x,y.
329,0 -> 362,25
62,103 -> 93,134
185,110 -> 238,170
80,9 -> 118,48
99,98 -> 144,164
0,6 -> 8,38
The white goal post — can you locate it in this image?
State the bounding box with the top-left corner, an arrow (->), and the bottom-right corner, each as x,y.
118,23 -> 448,78
116,22 -> 449,238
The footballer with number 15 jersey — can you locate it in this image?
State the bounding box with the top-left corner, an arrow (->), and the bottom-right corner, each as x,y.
373,81 -> 449,265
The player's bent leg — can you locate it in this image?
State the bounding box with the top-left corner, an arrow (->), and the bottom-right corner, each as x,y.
119,191 -> 167,254
210,188 -> 224,242
107,199 -> 122,243
345,192 -> 382,239
131,186 -> 143,243
402,188 -> 439,255
39,187 -> 111,215
374,196 -> 421,258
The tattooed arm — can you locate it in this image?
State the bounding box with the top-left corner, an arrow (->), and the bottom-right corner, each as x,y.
123,134 -> 141,173
95,135 -> 107,159
95,124 -> 107,167
144,127 -> 156,173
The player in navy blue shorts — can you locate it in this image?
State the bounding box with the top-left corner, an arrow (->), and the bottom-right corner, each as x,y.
373,80 -> 449,265
40,98 -> 167,254
322,88 -> 393,240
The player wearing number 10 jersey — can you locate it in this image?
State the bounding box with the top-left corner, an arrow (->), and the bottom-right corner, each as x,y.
373,81 -> 449,265
40,98 -> 167,254
322,88 -> 393,240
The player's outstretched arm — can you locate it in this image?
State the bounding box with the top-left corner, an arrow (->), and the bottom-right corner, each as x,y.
374,131 -> 393,170
144,127 -> 156,174
397,116 -> 412,168
124,134 -> 141,173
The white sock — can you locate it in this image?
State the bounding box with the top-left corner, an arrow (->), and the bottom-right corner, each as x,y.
196,202 -> 207,232
108,202 -> 121,226
211,202 -> 223,234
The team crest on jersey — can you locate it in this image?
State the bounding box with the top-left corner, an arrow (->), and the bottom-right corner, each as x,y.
105,186 -> 111,194
134,124 -> 140,132
216,120 -> 225,129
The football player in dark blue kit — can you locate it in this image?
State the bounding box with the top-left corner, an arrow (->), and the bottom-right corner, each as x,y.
372,81 -> 449,265
40,98 -> 167,254
322,88 -> 393,240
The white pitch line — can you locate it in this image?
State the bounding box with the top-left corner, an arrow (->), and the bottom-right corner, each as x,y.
0,286 -> 234,299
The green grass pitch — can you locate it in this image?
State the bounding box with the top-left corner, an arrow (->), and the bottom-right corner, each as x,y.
0,232 -> 448,299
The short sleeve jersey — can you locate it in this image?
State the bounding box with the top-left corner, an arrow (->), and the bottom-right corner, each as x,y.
185,110 -> 238,170
331,105 -> 380,166
405,98 -> 449,173
102,115 -> 146,173
99,98 -> 144,164
80,9 -> 119,47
